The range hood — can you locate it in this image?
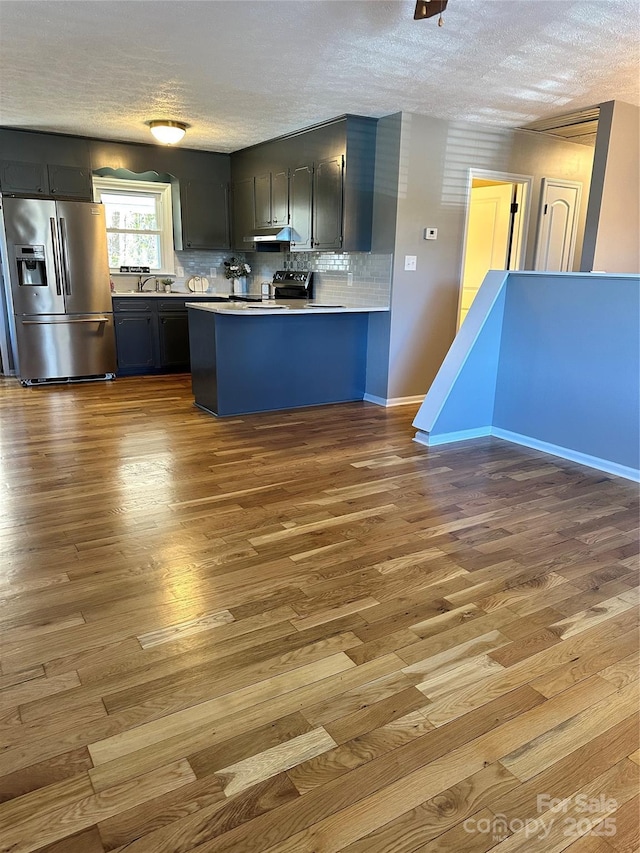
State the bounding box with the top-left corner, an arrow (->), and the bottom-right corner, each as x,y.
245,225 -> 301,243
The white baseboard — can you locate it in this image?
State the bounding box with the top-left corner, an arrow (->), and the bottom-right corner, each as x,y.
413,425 -> 639,482
364,393 -> 425,408
492,428 -> 640,483
414,427 -> 492,447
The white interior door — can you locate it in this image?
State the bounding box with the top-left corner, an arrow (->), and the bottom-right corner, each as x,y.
534,178 -> 582,271
459,183 -> 513,326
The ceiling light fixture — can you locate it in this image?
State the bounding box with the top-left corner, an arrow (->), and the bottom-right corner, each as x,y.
147,120 -> 188,145
414,0 -> 447,25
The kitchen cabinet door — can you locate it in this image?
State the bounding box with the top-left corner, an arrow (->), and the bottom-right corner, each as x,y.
254,170 -> 289,228
114,314 -> 157,374
271,170 -> 289,226
47,165 -> 93,199
231,177 -> 255,249
0,160 -> 48,195
182,179 -> 229,249
289,165 -> 313,251
254,173 -> 272,228
313,156 -> 343,250
158,312 -> 190,370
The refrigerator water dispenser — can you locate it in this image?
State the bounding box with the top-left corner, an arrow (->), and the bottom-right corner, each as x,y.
16,246 -> 47,286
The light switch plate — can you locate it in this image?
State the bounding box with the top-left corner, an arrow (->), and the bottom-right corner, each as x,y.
176,266 -> 184,277
209,268 -> 217,277
404,255 -> 417,271
424,228 -> 438,240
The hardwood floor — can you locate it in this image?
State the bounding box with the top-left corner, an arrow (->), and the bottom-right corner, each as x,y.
0,374 -> 637,853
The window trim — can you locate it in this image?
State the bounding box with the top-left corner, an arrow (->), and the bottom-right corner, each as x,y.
92,177 -> 175,275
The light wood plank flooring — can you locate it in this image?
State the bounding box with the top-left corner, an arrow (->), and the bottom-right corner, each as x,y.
0,374 -> 637,853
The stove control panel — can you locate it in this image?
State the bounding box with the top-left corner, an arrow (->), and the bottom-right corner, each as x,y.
272,270 -> 311,285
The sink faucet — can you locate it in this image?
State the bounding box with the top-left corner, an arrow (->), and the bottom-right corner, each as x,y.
137,276 -> 156,292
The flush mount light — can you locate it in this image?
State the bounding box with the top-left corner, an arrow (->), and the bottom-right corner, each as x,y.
147,120 -> 188,145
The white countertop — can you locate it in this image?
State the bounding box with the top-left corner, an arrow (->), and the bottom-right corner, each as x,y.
185,300 -> 389,315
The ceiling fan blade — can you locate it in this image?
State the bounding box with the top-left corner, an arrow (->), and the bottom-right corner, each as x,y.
414,0 -> 448,20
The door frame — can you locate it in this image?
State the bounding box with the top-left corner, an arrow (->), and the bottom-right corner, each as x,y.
457,169 -> 533,330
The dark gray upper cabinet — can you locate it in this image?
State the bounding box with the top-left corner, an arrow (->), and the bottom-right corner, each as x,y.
254,172 -> 272,228
289,165 -> 313,250
271,170 -> 289,226
173,150 -> 230,250
0,159 -> 47,195
231,177 -> 255,250
0,160 -> 92,199
48,164 -> 93,198
254,169 -> 289,228
313,156 -> 343,250
0,130 -> 93,199
183,179 -> 229,249
229,115 -> 377,252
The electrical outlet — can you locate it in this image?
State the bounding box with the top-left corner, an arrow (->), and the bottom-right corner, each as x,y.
424,228 -> 438,240
209,268 -> 217,277
404,255 -> 417,271
347,272 -> 353,287
176,266 -> 184,277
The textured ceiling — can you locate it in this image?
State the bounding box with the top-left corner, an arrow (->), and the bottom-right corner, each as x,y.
0,0 -> 638,153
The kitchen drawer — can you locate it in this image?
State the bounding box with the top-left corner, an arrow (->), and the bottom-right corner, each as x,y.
157,299 -> 187,312
112,298 -> 155,312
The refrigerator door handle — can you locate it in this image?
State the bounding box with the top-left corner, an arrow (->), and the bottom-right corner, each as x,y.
21,317 -> 111,325
59,217 -> 71,295
49,217 -> 63,296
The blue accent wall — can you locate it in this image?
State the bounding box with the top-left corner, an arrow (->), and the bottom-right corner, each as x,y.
413,272 -> 640,478
494,274 -> 639,470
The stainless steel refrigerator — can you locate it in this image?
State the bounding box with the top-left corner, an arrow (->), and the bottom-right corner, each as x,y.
1,196 -> 116,384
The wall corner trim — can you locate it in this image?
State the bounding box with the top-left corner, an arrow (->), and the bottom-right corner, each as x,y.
364,393 -> 425,407
413,427 -> 491,447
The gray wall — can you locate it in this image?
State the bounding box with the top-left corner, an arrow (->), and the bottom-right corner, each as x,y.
581,101 -> 640,274
365,112 -> 403,401
380,112 -> 595,401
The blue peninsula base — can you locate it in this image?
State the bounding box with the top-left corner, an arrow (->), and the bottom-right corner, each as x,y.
188,307 -> 369,416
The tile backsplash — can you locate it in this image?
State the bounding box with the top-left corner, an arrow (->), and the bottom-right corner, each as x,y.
113,249 -> 392,307
247,252 -> 392,306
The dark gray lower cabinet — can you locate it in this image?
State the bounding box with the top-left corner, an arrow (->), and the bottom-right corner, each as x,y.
113,297 -> 224,375
114,313 -> 157,374
158,312 -> 190,369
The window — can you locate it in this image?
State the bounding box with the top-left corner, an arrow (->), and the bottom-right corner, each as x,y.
93,177 -> 174,274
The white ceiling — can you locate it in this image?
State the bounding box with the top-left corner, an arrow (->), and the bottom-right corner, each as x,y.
0,0 -> 638,153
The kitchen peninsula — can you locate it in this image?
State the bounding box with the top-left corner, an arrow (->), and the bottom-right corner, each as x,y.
187,301 -> 388,416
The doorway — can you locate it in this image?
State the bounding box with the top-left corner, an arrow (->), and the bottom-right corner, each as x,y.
457,170 -> 532,329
